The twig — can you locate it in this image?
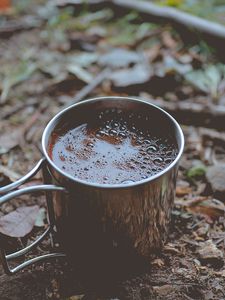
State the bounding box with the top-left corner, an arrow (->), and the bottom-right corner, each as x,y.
112,0 -> 225,40
1,99 -> 39,120
180,238 -> 199,246
0,18 -> 42,38
175,197 -> 209,208
143,97 -> 225,131
199,128 -> 225,146
62,67 -> 110,109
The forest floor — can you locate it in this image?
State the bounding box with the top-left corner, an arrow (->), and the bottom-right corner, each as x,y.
1,1 -> 225,299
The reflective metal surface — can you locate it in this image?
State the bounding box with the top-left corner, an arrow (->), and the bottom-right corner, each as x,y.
0,97 -> 184,276
0,158 -> 45,195
0,162 -> 66,275
45,97 -> 184,276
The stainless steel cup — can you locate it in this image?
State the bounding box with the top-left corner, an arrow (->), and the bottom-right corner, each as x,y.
0,97 -> 184,276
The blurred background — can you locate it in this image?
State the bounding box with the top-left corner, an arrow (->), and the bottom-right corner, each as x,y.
0,1 -> 225,299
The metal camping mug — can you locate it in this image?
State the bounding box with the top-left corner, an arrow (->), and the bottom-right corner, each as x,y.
0,97 -> 184,276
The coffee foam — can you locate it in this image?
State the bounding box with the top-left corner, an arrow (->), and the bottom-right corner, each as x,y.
49,109 -> 178,184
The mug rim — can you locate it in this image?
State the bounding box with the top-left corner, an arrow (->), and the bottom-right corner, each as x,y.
42,96 -> 184,189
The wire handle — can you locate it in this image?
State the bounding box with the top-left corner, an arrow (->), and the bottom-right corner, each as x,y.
0,159 -> 66,275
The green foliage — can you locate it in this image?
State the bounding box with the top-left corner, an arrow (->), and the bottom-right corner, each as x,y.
12,0 -> 45,14
46,7 -> 113,31
186,165 -> 206,181
0,60 -> 37,103
154,0 -> 225,24
108,12 -> 158,46
47,7 -> 74,28
185,64 -> 225,100
41,6 -> 113,49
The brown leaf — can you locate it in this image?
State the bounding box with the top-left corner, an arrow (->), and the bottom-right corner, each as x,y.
0,165 -> 21,181
176,197 -> 225,222
176,186 -> 192,197
110,64 -> 152,88
197,240 -> 224,266
0,128 -> 23,154
68,296 -> 85,300
144,44 -> 161,63
0,0 -> 11,11
161,31 -> 177,50
99,48 -> 142,68
187,199 -> 225,222
151,258 -> 165,267
0,205 -> 40,237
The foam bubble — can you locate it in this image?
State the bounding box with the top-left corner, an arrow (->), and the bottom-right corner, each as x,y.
154,157 -> 163,165
147,146 -> 157,153
121,180 -> 135,184
50,108 -> 178,184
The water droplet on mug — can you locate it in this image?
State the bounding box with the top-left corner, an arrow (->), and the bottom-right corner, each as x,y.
51,108 -> 178,185
87,142 -> 94,147
99,130 -> 106,136
147,146 -> 157,153
109,129 -> 117,136
136,139 -> 143,145
59,155 -> 66,161
144,139 -> 151,144
154,157 -> 163,165
165,158 -> 172,164
118,132 -> 127,138
121,179 -> 135,184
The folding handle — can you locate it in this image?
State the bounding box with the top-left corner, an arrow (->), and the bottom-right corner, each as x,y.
0,159 -> 67,275
0,158 -> 46,195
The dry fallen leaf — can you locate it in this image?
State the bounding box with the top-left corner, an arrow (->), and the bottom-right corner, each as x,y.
99,48 -> 142,68
187,199 -> 225,223
0,205 -> 40,237
0,128 -> 23,154
161,31 -> 178,49
68,296 -> 85,300
110,64 -> 152,87
34,207 -> 46,227
175,197 -> 225,222
0,0 -> 11,11
176,186 -> 192,197
214,270 -> 225,277
151,258 -> 165,267
0,165 -> 21,181
197,239 -> 224,266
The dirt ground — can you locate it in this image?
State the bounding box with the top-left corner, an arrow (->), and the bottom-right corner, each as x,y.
1,1 -> 225,299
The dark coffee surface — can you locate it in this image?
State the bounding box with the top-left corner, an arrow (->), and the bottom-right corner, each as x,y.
48,109 -> 178,184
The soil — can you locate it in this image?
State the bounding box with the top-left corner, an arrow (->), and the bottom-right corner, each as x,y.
0,1 -> 225,299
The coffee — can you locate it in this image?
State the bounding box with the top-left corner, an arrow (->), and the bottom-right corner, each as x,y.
48,108 -> 178,184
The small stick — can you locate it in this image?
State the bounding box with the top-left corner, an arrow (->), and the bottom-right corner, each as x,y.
143,97 -> 225,131
199,127 -> 225,146
0,19 -> 42,38
113,0 -> 225,40
1,99 -> 38,120
62,67 -> 110,109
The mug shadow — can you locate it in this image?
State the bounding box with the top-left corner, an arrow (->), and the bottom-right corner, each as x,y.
59,252 -> 150,298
